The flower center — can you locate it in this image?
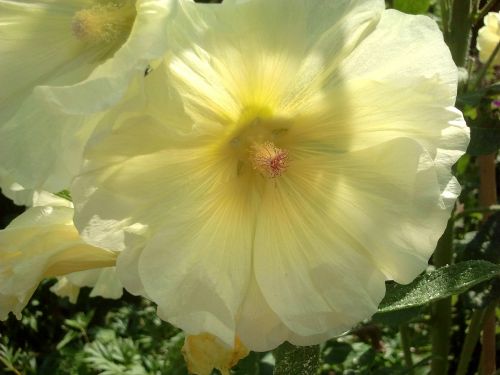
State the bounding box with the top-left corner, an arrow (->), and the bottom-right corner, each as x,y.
227,112 -> 291,179
249,142 -> 289,178
72,1 -> 136,44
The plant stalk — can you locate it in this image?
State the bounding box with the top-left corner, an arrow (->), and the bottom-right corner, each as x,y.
446,0 -> 474,69
400,325 -> 415,375
479,304 -> 497,375
453,205 -> 500,221
430,219 -> 454,375
471,42 -> 500,91
478,154 -> 498,375
430,2 -> 477,373
456,309 -> 486,375
475,0 -> 499,24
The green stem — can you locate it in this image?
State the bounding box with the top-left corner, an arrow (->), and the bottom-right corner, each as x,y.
456,309 -> 486,375
475,0 -> 499,24
440,0 -> 451,37
400,325 -> 414,375
0,358 -> 21,375
477,149 -> 498,375
446,0 -> 474,69
471,42 -> 500,90
430,219 -> 454,375
453,205 -> 500,221
479,304 -> 497,375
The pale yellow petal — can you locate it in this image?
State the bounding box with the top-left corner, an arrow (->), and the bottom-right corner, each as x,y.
167,0 -> 383,126
0,0 -> 174,193
70,0 -> 467,351
0,205 -> 117,320
55,267 -> 123,300
317,138 -> 450,283
182,334 -> 248,375
73,115 -> 255,344
43,0 -> 175,114
477,12 -> 500,64
0,94 -> 97,192
237,277 -> 295,351
253,172 -> 386,337
50,277 -> 81,303
340,10 -> 457,94
0,0 -> 97,120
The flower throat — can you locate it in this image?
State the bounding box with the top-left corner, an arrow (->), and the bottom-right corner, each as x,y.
72,1 -> 136,44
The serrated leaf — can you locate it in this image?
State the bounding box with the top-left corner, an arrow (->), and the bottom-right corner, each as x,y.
378,260 -> 500,313
393,0 -> 430,14
56,331 -> 80,350
272,342 -> 320,375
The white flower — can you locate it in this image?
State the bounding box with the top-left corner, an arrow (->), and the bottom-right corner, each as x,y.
72,0 -> 469,351
477,11 -> 500,65
0,195 -> 118,320
0,0 -> 175,193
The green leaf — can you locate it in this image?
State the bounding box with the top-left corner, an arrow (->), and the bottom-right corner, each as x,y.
378,260 -> 500,313
272,342 -> 320,375
55,189 -> 72,201
457,84 -> 500,108
462,212 -> 500,263
467,125 -> 500,156
357,347 -> 376,367
323,341 -> 352,365
393,0 -> 430,14
458,213 -> 500,308
457,91 -> 484,107
233,352 -> 261,375
371,306 -> 423,326
56,331 -> 80,350
486,83 -> 500,95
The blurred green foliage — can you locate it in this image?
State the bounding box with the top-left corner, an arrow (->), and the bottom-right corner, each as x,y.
1,0 -> 499,374
0,283 -> 186,375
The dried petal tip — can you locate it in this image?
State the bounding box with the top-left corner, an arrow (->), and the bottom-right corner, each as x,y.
249,141 -> 289,178
182,333 -> 249,375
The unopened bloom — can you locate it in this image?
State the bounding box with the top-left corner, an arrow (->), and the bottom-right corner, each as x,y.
0,0 -> 174,192
73,0 -> 469,351
182,334 -> 248,375
477,11 -> 500,65
0,195 -> 118,320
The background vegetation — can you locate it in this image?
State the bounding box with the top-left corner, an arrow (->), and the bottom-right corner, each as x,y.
0,0 -> 499,374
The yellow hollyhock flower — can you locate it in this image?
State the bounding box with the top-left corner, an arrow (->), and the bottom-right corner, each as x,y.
0,195 -> 118,320
73,0 -> 469,351
0,0 -> 174,193
477,11 -> 500,65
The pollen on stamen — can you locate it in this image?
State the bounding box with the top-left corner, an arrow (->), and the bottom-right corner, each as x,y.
71,3 -> 135,44
249,141 -> 289,178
